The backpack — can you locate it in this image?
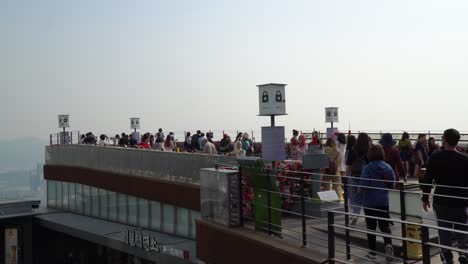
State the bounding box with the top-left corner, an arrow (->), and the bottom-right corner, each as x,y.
350,155 -> 366,177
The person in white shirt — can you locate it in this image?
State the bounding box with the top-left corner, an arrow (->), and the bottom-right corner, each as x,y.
231,141 -> 246,157
185,132 -> 192,151
201,137 -> 217,155
164,135 -> 175,152
336,133 -> 347,176
98,134 -> 109,146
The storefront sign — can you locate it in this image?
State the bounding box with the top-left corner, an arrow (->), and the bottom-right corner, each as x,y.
5,228 -> 18,264
123,229 -> 188,260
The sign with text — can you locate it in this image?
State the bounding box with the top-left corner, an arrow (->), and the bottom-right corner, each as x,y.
326,127 -> 339,138
317,190 -> 340,202
325,107 -> 339,123
123,229 -> 189,260
261,126 -> 286,161
130,118 -> 140,129
258,83 -> 287,116
5,228 -> 18,264
58,115 -> 70,128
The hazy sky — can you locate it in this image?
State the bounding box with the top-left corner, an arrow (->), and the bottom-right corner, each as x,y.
2,0 -> 468,140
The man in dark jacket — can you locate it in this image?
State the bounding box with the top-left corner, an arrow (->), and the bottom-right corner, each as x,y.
191,130 -> 202,151
422,128 -> 468,264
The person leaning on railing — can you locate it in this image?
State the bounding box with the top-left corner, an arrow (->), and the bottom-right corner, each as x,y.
421,128 -> 468,264
358,144 -> 395,261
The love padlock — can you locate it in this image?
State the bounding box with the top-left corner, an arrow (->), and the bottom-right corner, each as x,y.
262,91 -> 269,103
275,90 -> 283,102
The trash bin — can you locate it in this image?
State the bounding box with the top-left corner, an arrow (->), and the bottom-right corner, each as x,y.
389,185 -> 424,260
244,159 -> 281,234
406,223 -> 423,260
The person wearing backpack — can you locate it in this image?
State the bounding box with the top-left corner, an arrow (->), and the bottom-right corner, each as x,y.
380,133 -> 406,182
346,132 -> 370,225
219,134 -> 232,154
323,138 -> 343,198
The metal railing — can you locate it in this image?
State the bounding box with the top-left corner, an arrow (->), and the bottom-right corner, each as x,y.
49,130 -> 468,147
50,131 -> 81,145
234,165 -> 468,263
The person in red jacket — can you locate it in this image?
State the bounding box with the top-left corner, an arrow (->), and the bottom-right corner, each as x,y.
138,134 -> 151,149
379,133 -> 406,182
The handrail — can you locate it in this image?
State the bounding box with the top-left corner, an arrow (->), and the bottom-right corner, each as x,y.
235,162 -> 468,263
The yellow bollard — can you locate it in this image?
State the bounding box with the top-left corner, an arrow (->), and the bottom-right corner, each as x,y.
406,224 -> 423,260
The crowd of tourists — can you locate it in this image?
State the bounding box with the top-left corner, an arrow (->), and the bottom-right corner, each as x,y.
288,129 -> 468,263
77,127 -> 468,262
79,129 -> 255,157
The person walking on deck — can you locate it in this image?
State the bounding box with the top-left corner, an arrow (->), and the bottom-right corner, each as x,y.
422,129 -> 468,264
380,133 -> 406,182
398,132 -> 412,178
359,145 -> 395,262
414,133 -> 429,180
346,133 -> 370,225
337,133 -> 347,177
428,137 -> 440,156
323,138 -> 343,198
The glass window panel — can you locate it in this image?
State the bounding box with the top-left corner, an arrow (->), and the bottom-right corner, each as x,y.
138,199 -> 149,228
83,185 -> 91,216
47,181 -> 56,208
118,193 -> 127,223
91,187 -> 99,217
56,180 -> 63,209
162,204 -> 175,234
69,183 -> 76,212
176,207 -> 189,238
62,182 -> 69,210
75,184 -> 83,214
128,196 -> 138,226
99,189 -> 108,219
150,202 -> 161,231
189,210 -> 200,239
108,192 -> 117,221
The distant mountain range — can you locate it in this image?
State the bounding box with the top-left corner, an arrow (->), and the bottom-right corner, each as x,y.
0,138 -> 46,172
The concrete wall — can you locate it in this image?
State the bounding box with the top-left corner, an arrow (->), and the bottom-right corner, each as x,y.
196,220 -> 324,264
45,145 -> 238,184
